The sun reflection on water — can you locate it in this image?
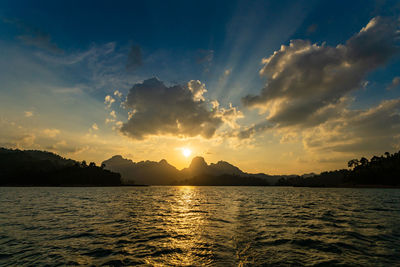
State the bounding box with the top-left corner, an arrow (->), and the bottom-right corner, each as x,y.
144,186 -> 213,266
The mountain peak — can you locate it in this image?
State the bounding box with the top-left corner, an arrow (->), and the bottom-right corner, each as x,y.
159,159 -> 168,164
189,156 -> 208,170
102,155 -> 134,166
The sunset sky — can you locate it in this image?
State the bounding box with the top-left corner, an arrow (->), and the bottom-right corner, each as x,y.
1,0 -> 400,174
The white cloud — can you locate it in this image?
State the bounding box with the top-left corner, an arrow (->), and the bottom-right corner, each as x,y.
91,123 -> 99,131
104,95 -> 115,108
114,90 -> 123,98
188,80 -> 207,101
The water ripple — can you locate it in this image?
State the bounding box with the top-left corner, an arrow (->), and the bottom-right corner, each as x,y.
0,186 -> 399,266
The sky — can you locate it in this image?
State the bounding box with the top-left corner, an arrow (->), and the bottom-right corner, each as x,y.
0,0 -> 400,174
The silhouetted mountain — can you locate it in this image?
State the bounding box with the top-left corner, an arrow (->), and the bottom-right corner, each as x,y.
102,155 -> 180,185
181,157 -> 244,177
0,148 -> 121,186
103,155 -> 282,185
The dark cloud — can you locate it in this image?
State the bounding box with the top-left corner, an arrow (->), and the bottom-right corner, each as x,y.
2,17 -> 63,54
120,78 -> 231,139
126,45 -> 143,72
243,17 -> 399,129
46,141 -> 88,154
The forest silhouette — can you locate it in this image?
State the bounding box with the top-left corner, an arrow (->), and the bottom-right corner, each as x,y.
0,148 -> 121,186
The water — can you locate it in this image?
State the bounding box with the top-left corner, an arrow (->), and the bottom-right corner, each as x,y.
0,187 -> 399,266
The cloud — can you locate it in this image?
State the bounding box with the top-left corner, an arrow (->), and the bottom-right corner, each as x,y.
2,17 -> 63,54
46,140 -> 88,154
243,17 -> 400,129
196,49 -> 214,64
114,90 -> 123,98
91,123 -> 99,131
17,34 -> 63,54
104,95 -> 115,108
126,45 -> 143,72
120,78 -> 240,140
236,121 -> 272,139
196,49 -> 214,72
0,119 -> 37,149
303,99 -> 400,153
387,76 -> 400,90
188,80 -> 207,101
217,103 -> 244,129
24,111 -> 34,117
43,128 -> 60,138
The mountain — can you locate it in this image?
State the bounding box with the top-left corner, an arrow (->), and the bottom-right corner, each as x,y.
102,155 -> 282,185
102,155 -> 180,185
0,148 -> 121,186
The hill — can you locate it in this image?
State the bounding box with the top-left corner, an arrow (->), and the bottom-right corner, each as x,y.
276,151 -> 400,187
0,148 -> 121,186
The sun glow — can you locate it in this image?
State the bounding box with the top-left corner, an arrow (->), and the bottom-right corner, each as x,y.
182,148 -> 192,158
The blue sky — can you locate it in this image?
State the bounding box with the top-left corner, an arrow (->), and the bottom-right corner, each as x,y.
0,0 -> 399,174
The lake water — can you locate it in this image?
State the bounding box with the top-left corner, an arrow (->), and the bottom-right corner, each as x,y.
0,186 -> 399,266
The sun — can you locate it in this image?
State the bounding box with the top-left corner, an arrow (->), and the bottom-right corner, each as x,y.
182,148 -> 192,158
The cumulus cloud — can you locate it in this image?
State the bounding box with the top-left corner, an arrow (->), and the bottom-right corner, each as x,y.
114,90 -> 123,98
243,17 -> 400,129
387,76 -> 400,90
188,80 -> 207,101
120,78 -> 240,139
104,95 -> 115,108
126,45 -> 142,72
217,103 -> 244,129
